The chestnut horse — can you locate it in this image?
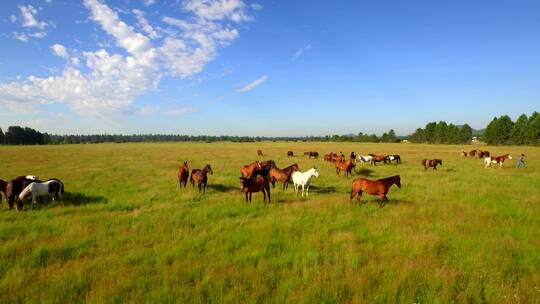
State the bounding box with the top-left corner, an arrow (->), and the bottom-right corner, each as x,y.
177,161 -> 189,188
335,159 -> 356,178
324,153 -> 333,161
240,161 -> 261,178
422,159 -> 442,170
350,175 -> 401,207
370,154 -> 387,165
484,154 -> 512,168
257,149 -> 264,156
240,176 -> 270,204
269,163 -> 300,190
287,151 -> 294,157
190,164 -> 213,193
469,150 -> 478,157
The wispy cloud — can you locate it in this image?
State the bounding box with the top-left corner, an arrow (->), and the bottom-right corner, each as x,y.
237,74 -> 268,92
11,5 -> 50,42
292,43 -> 312,61
165,107 -> 197,116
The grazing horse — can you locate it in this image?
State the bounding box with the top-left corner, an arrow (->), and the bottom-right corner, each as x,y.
177,161 -> 189,188
269,163 -> 300,190
190,164 -> 213,193
350,175 -> 401,207
240,161 -> 261,179
6,176 -> 39,209
335,159 -> 356,178
484,154 -> 512,168
287,151 -> 294,157
461,150 -> 467,158
386,155 -> 401,164
478,150 -> 490,158
240,176 -> 270,204
370,154 -> 387,165
15,179 -> 64,210
308,151 -> 319,159
357,155 -> 373,164
422,159 -> 442,170
469,150 -> 478,157
257,149 -> 264,156
291,168 -> 319,197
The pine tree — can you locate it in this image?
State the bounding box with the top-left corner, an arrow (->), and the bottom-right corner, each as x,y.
387,129 -> 396,142
424,122 -> 437,143
510,114 -> 528,145
459,124 -> 472,144
0,128 -> 4,144
483,117 -> 498,144
496,115 -> 513,144
525,112 -> 540,145
434,121 -> 448,144
446,124 -> 460,144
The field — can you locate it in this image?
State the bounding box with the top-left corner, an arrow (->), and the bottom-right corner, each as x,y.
0,142 -> 539,303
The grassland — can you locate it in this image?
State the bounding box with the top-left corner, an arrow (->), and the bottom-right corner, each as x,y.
0,142 -> 539,303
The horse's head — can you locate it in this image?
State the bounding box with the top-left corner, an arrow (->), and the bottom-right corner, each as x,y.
507,154 -> 512,160
311,168 -> 319,178
205,164 -> 213,175
394,175 -> 401,188
292,163 -> 299,171
15,197 -> 23,211
438,159 -> 443,165
26,175 -> 38,181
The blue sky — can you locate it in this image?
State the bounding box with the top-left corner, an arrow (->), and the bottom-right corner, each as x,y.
0,0 -> 539,136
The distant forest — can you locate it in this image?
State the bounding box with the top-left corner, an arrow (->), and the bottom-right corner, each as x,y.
0,112 -> 538,145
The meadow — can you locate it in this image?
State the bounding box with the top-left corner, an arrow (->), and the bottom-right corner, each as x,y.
0,142 -> 539,303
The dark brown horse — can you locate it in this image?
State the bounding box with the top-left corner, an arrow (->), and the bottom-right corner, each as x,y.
350,175 -> 401,207
257,149 -> 264,156
422,159 -> 442,170
287,151 -> 294,157
308,151 -> 319,159
240,161 -> 261,178
478,150 -> 490,158
370,154 -> 387,165
177,161 -> 189,188
240,176 -> 270,204
469,149 -> 478,157
6,176 -> 38,209
350,152 -> 357,160
190,164 -> 213,193
252,160 -> 276,180
269,163 -> 300,190
335,159 -> 356,178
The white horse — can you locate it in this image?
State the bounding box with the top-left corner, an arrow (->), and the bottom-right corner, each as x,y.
291,168 -> 319,197
16,179 -> 64,209
357,155 -> 373,164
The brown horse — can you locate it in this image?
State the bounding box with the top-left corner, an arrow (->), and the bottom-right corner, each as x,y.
478,150 -> 490,158
257,149 -> 264,156
240,176 -> 270,204
190,164 -> 213,193
253,160 -> 276,180
350,175 -> 401,207
335,159 -> 356,178
370,154 -> 387,165
484,154 -> 512,168
422,159 -> 442,170
269,163 -> 300,190
461,150 -> 467,158
308,151 -> 319,159
177,161 -> 189,188
240,161 -> 261,178
6,176 -> 38,209
469,149 -> 478,157
287,151 -> 294,157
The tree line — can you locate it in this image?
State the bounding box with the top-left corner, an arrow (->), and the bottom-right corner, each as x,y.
483,112 -> 540,145
409,122 -> 473,144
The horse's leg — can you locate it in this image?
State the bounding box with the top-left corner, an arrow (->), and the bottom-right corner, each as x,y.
203,182 -> 207,194
245,192 -> 248,203
249,192 -> 252,203
301,184 -> 305,197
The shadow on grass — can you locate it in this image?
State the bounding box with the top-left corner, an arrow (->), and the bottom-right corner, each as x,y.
309,185 -> 337,194
60,192 -> 108,206
207,184 -> 240,193
354,168 -> 374,177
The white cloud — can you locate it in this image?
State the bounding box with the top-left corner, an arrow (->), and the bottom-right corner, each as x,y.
0,0 -> 253,117
13,32 -> 28,42
19,5 -> 47,30
137,105 -> 159,116
51,44 -> 68,58
142,0 -> 155,6
9,15 -> 17,23
251,3 -> 262,10
292,43 -> 312,61
237,74 -> 268,92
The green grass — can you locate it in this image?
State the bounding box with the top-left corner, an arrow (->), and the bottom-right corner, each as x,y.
0,142 -> 539,303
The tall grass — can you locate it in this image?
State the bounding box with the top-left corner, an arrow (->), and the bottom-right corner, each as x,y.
0,142 -> 539,303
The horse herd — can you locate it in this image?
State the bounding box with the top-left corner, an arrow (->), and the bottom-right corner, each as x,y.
461,149 -> 513,168
0,175 -> 64,211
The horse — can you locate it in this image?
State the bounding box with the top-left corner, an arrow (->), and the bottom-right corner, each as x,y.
6,175 -> 39,209
269,163 -> 300,190
177,161 -> 189,188
478,150 -> 490,158
469,150 -> 478,157
291,168 -> 319,197
15,179 -> 64,210
386,155 -> 401,164
370,154 -> 387,165
287,151 -> 294,157
240,176 -> 270,204
324,153 -> 333,161
422,159 -> 442,170
350,152 -> 357,160
484,154 -> 512,168
308,151 -> 319,159
461,150 -> 467,158
335,159 -> 356,178
257,149 -> 264,156
357,155 -> 373,164
190,164 -> 213,193
0,179 -> 8,205
240,161 -> 261,179
350,175 -> 401,207
253,160 -> 276,180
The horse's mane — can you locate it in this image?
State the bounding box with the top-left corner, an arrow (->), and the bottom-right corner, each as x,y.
378,175 -> 399,181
